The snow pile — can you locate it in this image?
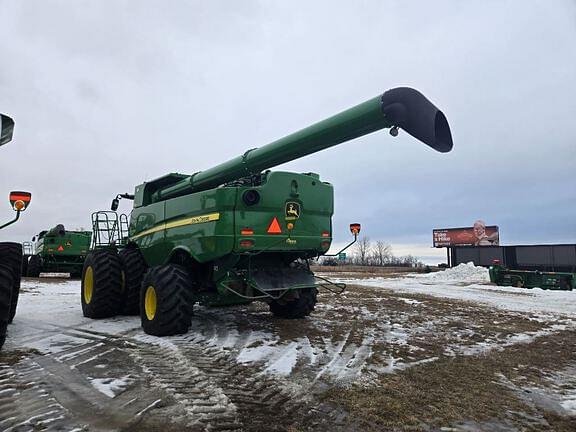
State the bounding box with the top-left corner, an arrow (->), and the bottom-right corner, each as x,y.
413,262 -> 489,283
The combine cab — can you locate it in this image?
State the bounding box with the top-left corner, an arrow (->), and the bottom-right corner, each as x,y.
1,113 -> 32,350
81,87 -> 454,337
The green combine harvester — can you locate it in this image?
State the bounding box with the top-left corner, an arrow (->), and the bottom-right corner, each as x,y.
26,225 -> 92,278
0,113 -> 32,350
82,87 -> 454,336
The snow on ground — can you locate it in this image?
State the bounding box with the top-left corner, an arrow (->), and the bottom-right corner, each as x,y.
90,375 -> 134,398
322,263 -> 576,318
7,266 -> 576,385
7,278 -> 140,354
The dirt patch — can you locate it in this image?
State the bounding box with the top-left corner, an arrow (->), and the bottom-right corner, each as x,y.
328,329 -> 576,431
0,348 -> 41,365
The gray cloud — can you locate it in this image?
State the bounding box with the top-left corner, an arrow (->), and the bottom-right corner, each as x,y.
1,0 -> 575,255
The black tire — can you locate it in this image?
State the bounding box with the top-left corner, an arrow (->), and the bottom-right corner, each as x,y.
0,242 -> 23,323
0,264 -> 14,350
119,247 -> 148,315
269,288 -> 318,319
21,255 -> 29,277
140,264 -> 193,336
81,250 -> 123,319
27,255 -> 41,278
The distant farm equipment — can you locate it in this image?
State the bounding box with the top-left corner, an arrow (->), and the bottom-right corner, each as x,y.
26,225 -> 92,278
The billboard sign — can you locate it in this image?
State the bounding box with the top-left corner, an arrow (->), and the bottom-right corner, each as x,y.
433,221 -> 499,247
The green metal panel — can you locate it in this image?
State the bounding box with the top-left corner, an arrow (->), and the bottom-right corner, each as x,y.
232,172 -> 333,253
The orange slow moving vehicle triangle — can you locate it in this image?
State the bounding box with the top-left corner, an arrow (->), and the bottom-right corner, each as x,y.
267,217 -> 282,234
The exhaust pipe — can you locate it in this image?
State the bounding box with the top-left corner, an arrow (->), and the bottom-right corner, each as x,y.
381,87 -> 453,153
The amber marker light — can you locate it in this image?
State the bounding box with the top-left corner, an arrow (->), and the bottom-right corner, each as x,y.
287,223 -> 294,231
350,223 -> 361,235
13,200 -> 25,211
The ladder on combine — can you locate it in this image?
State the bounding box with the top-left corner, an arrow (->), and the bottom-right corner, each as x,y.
91,211 -> 129,249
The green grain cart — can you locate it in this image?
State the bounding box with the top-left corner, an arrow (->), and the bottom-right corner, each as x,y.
27,225 -> 92,278
82,87 -> 454,336
0,113 -> 32,350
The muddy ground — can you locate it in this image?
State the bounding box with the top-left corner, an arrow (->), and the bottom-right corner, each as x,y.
1,269 -> 575,431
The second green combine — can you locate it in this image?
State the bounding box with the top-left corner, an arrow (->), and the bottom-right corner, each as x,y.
82,87 -> 454,336
26,225 -> 91,278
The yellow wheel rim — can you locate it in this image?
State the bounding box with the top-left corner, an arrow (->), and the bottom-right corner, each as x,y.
84,266 -> 94,304
145,286 -> 157,321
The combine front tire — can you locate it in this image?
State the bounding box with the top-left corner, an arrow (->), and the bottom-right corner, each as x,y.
0,264 -> 14,350
270,288 -> 318,319
140,264 -> 193,336
119,247 -> 148,315
81,250 -> 123,318
0,242 -> 23,323
27,255 -> 41,278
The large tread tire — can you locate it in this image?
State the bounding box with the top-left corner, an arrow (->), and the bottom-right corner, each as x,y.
21,255 -> 29,277
269,288 -> 318,319
140,264 -> 193,336
0,242 -> 23,323
0,264 -> 14,350
27,255 -> 41,278
81,250 -> 123,319
119,247 -> 148,315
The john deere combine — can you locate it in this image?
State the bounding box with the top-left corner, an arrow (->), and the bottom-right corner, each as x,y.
27,225 -> 91,278
1,113 -> 32,350
82,87 -> 454,336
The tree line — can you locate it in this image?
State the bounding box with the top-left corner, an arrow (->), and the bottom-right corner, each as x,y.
318,236 -> 423,267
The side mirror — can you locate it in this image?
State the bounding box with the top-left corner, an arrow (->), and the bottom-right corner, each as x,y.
349,223 -> 361,236
111,197 -> 119,211
0,113 -> 15,147
10,191 -> 31,212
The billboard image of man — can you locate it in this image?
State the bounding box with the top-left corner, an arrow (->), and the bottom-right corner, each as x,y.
473,220 -> 499,246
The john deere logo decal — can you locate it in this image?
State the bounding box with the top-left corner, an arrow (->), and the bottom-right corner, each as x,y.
285,202 -> 301,220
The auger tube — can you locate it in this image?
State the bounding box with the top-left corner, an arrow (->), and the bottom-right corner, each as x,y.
156,87 -> 453,201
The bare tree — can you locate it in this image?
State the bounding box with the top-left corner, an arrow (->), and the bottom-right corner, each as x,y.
355,236 -> 371,266
374,240 -> 392,266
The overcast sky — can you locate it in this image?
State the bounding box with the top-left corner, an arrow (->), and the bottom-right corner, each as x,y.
1,0 -> 575,263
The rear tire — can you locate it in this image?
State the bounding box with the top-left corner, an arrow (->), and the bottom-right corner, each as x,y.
0,264 -> 14,350
27,255 -> 41,278
0,242 -> 23,323
21,255 -> 29,277
140,264 -> 193,336
119,247 -> 148,315
81,250 -> 123,318
270,288 -> 317,319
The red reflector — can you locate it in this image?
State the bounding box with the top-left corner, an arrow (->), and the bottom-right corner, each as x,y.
240,239 -> 254,248
322,231 -> 330,237
57,245 -> 64,251
267,217 -> 282,234
9,193 -> 31,202
241,228 -> 254,236
321,241 -> 330,249
492,259 -> 501,265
